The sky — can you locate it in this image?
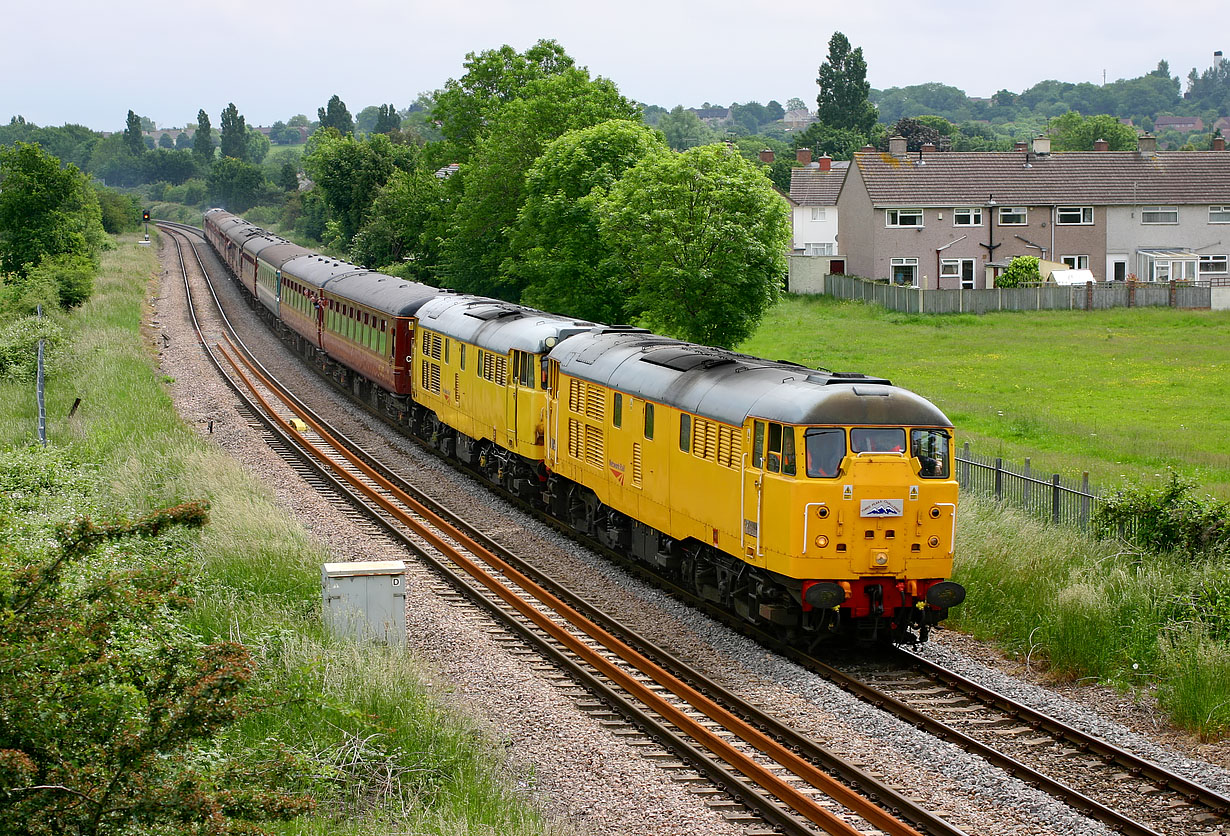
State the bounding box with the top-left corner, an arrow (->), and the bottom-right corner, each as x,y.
4,0 -> 1228,132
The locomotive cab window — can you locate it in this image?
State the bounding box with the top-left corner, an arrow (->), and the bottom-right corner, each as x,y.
755,421 -> 795,475
513,350 -> 534,388
910,429 -> 951,479
679,414 -> 691,452
851,428 -> 906,454
644,403 -> 654,439
613,393 -> 623,428
804,428 -> 845,478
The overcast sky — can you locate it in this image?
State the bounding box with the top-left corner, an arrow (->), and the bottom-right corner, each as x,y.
5,0 -> 1227,132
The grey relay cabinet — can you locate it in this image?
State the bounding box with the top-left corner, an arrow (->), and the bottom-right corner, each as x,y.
322,560 -> 407,646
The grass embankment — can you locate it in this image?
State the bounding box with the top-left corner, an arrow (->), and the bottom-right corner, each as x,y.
741,295 -> 1230,739
1,235 -> 555,834
742,294 -> 1230,499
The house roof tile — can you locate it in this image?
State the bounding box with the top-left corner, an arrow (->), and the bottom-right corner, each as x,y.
854,150 -> 1230,206
789,163 -> 850,206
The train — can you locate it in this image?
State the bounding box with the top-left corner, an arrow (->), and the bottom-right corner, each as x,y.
202,208 -> 965,644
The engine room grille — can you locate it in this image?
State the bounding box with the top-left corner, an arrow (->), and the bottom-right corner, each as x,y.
567,418 -> 605,469
424,331 -> 443,360
480,351 -> 508,385
632,443 -> 643,487
420,360 -> 440,394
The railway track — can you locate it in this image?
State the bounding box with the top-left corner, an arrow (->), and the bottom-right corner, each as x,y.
160,222 -> 965,836
159,220 -> 1229,836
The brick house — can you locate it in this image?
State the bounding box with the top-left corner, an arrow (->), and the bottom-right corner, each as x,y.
836,134 -> 1230,288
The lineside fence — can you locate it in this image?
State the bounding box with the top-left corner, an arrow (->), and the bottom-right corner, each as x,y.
955,442 -> 1107,533
824,274 -> 1213,314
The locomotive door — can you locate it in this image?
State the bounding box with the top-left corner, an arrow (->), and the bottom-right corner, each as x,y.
508,350 -> 535,450
742,420 -> 794,568
742,420 -> 765,562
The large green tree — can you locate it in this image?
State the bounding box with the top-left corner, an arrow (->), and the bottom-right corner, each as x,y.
0,143 -> 106,278
596,144 -> 790,348
506,120 -> 668,324
444,66 -> 640,300
122,110 -> 144,155
193,109 -> 213,164
816,32 -> 879,135
206,156 -> 267,213
1047,111 -> 1139,151
349,168 -> 449,281
431,39 -> 575,160
218,102 -> 246,160
317,94 -> 354,135
656,105 -> 716,150
302,131 -> 417,242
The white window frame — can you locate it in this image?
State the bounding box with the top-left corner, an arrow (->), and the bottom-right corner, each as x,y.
805,242 -> 835,256
1056,206 -> 1094,225
1141,206 -> 1178,224
1061,255 -> 1090,270
885,208 -> 924,228
890,257 -> 919,287
953,207 -> 982,226
1210,206 -> 1230,224
940,257 -> 977,289
810,207 -> 827,221
1199,254 -> 1228,275
998,206 -> 1028,225
1155,259 -> 1197,282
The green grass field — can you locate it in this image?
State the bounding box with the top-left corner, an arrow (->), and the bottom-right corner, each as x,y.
739,294 -> 1230,499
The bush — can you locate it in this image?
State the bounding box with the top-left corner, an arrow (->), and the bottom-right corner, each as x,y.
0,313 -> 65,381
997,255 -> 1040,287
27,253 -> 97,309
1093,472 -> 1230,557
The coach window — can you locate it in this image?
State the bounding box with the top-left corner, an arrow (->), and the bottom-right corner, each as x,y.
644,403 -> 654,439
613,393 -> 623,428
679,414 -> 691,452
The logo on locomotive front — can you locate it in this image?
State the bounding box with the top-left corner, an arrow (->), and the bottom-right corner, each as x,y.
860,499 -> 903,517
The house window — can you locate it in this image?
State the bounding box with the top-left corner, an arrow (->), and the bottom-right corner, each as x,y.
953,207 -> 982,226
805,242 -> 835,256
1155,259 -> 1197,281
1210,206 -> 1230,224
890,257 -> 918,286
886,208 -> 924,228
1199,255 -> 1228,276
810,207 -> 827,221
1057,207 -> 1094,225
998,207 -> 1027,225
1061,255 -> 1090,270
941,258 -> 977,289
1141,206 -> 1178,224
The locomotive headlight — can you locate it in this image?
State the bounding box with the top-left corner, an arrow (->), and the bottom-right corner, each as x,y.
815,535 -> 829,548
875,552 -> 888,566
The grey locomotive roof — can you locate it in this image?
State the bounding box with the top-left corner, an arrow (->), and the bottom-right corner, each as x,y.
417,295 -> 596,354
553,329 -> 951,428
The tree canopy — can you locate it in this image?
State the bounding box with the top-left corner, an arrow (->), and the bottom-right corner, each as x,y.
218,102 -> 246,160
596,144 -> 790,348
507,120 -> 668,324
816,32 -> 878,135
317,94 -> 354,135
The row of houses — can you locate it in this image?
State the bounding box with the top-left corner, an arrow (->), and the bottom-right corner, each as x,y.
786,134 -> 1230,290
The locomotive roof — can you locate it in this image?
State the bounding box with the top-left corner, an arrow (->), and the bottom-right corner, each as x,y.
416,295 -> 595,353
553,329 -> 951,428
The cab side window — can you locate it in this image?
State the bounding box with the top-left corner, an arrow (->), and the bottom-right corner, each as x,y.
679,413 -> 691,452
644,403 -> 654,439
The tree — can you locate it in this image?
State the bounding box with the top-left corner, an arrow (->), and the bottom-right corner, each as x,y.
506,120 -> 668,323
0,487 -> 314,835
207,156 -> 267,213
786,97 -> 807,112
1047,111 -> 1139,151
0,143 -> 106,279
997,255 -> 1040,287
157,132 -> 173,149
277,160 -> 299,192
793,121 -> 869,160
302,132 -> 417,241
244,126 -> 271,164
374,104 -> 401,134
317,94 -> 354,135
193,109 -> 213,164
889,117 -> 952,152
287,113 -> 310,127
218,102 -> 246,160
123,110 -> 144,155
816,32 -> 878,135
597,144 -> 790,348
443,66 -> 640,300
349,168 -> 449,281
174,131 -> 192,150
431,39 -> 575,160
765,100 -> 785,122
656,105 -> 716,151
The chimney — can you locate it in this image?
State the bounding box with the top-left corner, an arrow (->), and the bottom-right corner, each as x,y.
920,142 -> 936,154
1214,135 -> 1226,152
1137,133 -> 1158,156
1031,135 -> 1051,156
759,149 -> 774,164
888,135 -> 908,157
860,144 -> 876,153
796,148 -> 812,165
1013,141 -> 1028,152
819,154 -> 832,171
1094,138 -> 1109,151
